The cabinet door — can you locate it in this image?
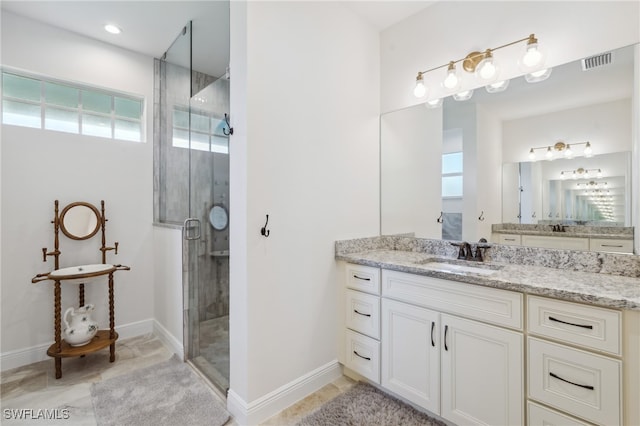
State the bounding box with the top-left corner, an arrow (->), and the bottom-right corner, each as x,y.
441,314 -> 523,426
381,299 -> 440,413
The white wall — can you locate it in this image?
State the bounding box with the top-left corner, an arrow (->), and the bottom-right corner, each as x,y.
0,12 -> 157,368
381,105 -> 442,237
229,1 -> 380,423
381,1 -> 640,113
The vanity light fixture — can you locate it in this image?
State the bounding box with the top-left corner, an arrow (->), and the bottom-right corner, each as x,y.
453,89 -> 474,101
104,24 -> 122,35
528,141 -> 592,161
413,34 -> 547,99
560,168 -> 603,180
424,98 -> 443,108
485,79 -> 509,93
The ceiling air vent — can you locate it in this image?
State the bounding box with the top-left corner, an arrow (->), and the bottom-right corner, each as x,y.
581,52 -> 613,71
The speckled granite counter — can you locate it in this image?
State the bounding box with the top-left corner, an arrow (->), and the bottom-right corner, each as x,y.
492,223 -> 634,240
336,236 -> 640,311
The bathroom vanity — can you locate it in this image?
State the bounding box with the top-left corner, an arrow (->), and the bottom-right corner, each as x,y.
336,236 -> 640,426
491,223 -> 634,253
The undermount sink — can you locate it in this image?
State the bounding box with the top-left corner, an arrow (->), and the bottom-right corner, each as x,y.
48,264 -> 116,283
417,260 -> 501,276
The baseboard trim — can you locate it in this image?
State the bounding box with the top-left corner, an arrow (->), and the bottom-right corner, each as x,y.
0,318 -> 155,372
153,319 -> 184,360
227,359 -> 342,425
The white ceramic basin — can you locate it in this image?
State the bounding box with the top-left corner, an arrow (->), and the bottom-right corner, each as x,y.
422,262 -> 499,276
48,264 -> 116,283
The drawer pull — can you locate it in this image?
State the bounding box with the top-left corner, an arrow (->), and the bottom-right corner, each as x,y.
504,238 -> 516,241
549,372 -> 594,390
354,309 -> 371,317
353,350 -> 371,361
431,321 -> 435,347
601,244 -> 623,248
353,274 -> 371,281
444,325 -> 449,351
549,316 -> 593,329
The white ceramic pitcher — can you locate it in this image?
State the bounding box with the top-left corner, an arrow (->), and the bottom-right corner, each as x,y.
63,304 -> 98,346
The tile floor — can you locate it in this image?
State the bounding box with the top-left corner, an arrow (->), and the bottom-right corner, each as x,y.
0,333 -> 354,426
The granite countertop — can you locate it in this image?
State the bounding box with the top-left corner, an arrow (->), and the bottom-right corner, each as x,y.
336,249 -> 640,311
493,229 -> 633,240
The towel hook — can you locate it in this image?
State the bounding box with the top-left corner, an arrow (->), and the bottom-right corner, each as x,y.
261,214 -> 270,237
436,212 -> 443,223
478,211 -> 485,221
223,113 -> 234,136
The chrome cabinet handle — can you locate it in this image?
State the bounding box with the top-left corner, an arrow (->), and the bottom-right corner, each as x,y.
354,309 -> 371,317
549,372 -> 594,390
353,351 -> 371,361
549,316 -> 593,329
601,244 -> 623,248
353,274 -> 371,281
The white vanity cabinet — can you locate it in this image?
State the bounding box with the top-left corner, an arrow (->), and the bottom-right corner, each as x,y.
526,295 -> 639,426
342,264 -> 381,383
521,234 -> 590,251
380,270 -> 524,426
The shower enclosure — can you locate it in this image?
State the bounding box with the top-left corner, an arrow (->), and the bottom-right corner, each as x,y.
154,9 -> 230,394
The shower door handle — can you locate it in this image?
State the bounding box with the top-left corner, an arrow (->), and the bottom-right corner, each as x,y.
183,218 -> 201,241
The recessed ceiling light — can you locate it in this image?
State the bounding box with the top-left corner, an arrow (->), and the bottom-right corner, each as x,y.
104,24 -> 122,35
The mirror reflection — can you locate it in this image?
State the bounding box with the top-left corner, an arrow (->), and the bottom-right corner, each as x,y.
504,152 -> 631,225
380,43 -> 636,245
60,202 -> 101,240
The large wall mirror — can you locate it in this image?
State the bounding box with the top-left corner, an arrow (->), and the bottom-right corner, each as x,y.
381,43 -> 637,246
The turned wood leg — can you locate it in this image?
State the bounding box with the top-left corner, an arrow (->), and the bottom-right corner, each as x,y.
54,281 -> 62,378
55,358 -> 61,379
109,273 -> 116,363
79,283 -> 85,307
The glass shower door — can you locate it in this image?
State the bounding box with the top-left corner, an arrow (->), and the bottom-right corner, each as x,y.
156,12 -> 230,395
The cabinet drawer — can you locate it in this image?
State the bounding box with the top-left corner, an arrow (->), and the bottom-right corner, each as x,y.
497,234 -> 521,246
344,329 -> 380,383
382,270 -> 522,330
522,235 -> 589,251
345,289 -> 380,339
528,337 -> 621,426
528,401 -> 592,426
589,238 -> 633,253
528,296 -> 621,355
345,264 -> 380,295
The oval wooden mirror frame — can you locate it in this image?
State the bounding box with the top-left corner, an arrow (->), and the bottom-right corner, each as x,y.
59,202 -> 101,240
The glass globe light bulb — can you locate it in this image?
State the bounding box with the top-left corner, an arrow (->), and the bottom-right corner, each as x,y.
564,144 -> 573,158
545,146 -> 553,160
414,73 -> 426,98
443,62 -> 460,91
476,50 -> 499,82
528,148 -> 536,161
584,142 -> 593,157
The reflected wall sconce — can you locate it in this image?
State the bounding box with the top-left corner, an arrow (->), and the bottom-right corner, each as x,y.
528,141 -> 592,161
560,167 -> 602,180
414,34 -> 548,100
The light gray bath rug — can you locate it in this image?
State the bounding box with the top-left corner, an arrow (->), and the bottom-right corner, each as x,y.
90,355 -> 229,426
297,382 -> 447,426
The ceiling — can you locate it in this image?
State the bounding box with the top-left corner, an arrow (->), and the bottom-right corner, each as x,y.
1,1 -> 434,76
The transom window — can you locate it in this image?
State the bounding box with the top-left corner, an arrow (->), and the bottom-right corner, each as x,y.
172,108 -> 229,154
1,71 -> 144,142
